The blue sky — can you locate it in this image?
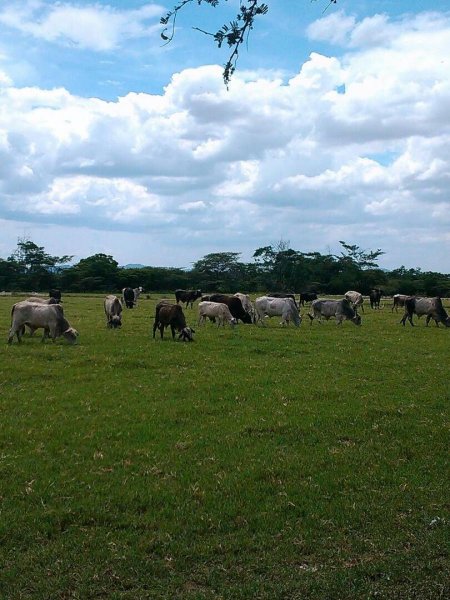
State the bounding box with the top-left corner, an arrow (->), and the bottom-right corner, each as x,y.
1,0 -> 450,271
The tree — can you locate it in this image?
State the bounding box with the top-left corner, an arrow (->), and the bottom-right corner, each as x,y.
67,254 -> 119,291
192,251 -> 244,291
161,0 -> 333,85
337,241 -> 385,270
8,238 -> 73,290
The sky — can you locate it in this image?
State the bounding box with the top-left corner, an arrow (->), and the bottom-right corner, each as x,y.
0,0 -> 449,271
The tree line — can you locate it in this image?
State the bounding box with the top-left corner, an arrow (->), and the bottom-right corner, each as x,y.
1,238 -> 449,298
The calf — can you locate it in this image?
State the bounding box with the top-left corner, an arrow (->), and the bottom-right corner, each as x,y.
153,302 -> 194,341
8,302 -> 78,344
198,301 -> 237,327
104,295 -> 122,328
309,298 -> 361,326
401,297 -> 450,327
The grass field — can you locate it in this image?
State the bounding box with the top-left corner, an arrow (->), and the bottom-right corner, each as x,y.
0,294 -> 448,599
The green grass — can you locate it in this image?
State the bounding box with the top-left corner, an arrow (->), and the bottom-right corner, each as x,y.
0,295 -> 448,599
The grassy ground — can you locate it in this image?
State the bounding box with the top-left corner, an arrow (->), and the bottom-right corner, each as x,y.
0,295 -> 448,599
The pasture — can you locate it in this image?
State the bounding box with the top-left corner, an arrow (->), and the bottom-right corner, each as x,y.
0,294 -> 448,599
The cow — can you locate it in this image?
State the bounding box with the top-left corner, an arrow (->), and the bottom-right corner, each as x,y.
369,288 -> 383,309
104,295 -> 122,328
133,286 -> 143,305
255,296 -> 301,327
344,290 -> 364,313
152,302 -> 194,341
24,297 -> 59,305
234,293 -> 257,323
391,294 -> 409,312
308,298 -> 361,326
122,287 -> 136,309
400,297 -> 450,327
49,289 -> 62,303
209,294 -> 253,323
198,301 -> 237,327
267,292 -> 299,309
175,289 -> 202,309
299,292 -> 318,306
8,302 -> 78,344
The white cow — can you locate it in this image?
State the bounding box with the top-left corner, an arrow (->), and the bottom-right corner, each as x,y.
8,302 -> 78,344
309,299 -> 361,326
254,296 -> 301,327
198,301 -> 237,327
345,290 -> 365,313
104,295 -> 123,328
234,293 -> 256,323
400,297 -> 450,327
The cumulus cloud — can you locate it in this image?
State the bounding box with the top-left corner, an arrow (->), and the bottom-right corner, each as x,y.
0,11 -> 450,269
0,1 -> 163,51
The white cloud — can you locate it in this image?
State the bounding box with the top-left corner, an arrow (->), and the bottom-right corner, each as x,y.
1,10 -> 450,269
0,1 -> 163,51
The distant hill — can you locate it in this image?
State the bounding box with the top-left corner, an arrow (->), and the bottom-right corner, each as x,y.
121,263 -> 146,269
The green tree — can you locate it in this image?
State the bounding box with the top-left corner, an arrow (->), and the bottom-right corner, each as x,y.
67,254 -> 119,292
192,252 -> 244,291
8,238 -> 73,291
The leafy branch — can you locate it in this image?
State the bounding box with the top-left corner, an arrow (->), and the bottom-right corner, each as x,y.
160,0 -> 269,86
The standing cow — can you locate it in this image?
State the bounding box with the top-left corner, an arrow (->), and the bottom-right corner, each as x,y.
209,294 -> 253,323
400,297 -> 450,327
122,287 -> 136,309
309,298 -> 361,326
104,295 -> 123,328
299,292 -> 318,306
175,289 -> 202,309
8,302 -> 78,344
345,290 -> 364,313
369,288 -> 383,309
49,289 -> 62,303
392,294 -> 409,312
255,296 -> 301,327
153,301 -> 194,341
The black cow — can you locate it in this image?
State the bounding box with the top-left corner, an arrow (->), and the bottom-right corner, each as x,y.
369,288 -> 383,309
49,289 -> 62,303
209,294 -> 252,323
175,289 -> 202,309
122,287 -> 135,309
299,292 -> 318,306
152,301 -> 194,341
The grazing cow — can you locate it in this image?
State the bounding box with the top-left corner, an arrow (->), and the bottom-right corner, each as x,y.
299,292 -> 318,306
104,295 -> 122,328
267,292 -> 299,309
234,293 -> 256,323
133,286 -> 143,306
344,290 -> 364,313
122,287 -> 136,309
198,301 -> 237,327
175,289 -> 202,309
255,296 -> 301,327
49,289 -> 62,303
8,302 -> 78,344
209,294 -> 253,324
153,301 -> 194,341
369,288 -> 383,309
400,297 -> 450,327
309,299 -> 361,326
392,294 -> 409,312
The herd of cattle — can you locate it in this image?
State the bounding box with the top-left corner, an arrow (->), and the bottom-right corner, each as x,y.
5,286 -> 450,345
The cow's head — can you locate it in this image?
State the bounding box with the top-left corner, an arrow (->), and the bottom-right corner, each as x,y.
179,327 -> 195,342
230,317 -> 238,327
352,313 -> 362,326
63,327 -> 79,343
110,315 -> 122,328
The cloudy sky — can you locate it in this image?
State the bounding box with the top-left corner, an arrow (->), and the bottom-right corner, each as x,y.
0,0 -> 449,271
